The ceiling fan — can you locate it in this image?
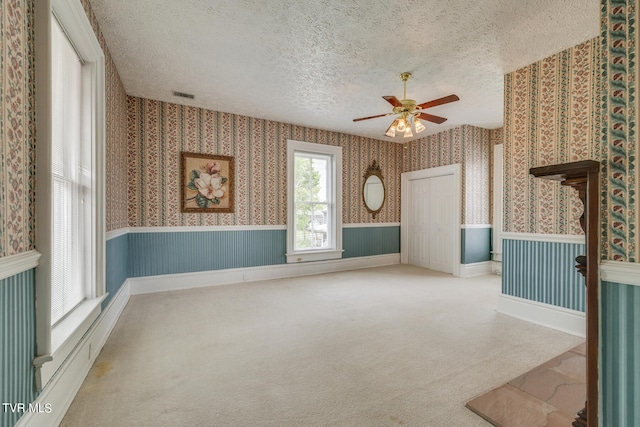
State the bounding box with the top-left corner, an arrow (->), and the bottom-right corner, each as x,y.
353,72 -> 459,138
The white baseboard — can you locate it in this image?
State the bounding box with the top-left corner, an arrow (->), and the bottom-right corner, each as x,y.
16,280 -> 131,427
459,261 -> 492,278
130,253 -> 401,295
492,261 -> 502,275
497,294 -> 585,337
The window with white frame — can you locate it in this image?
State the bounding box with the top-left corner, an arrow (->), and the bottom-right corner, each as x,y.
286,140 -> 342,263
51,17 -> 90,325
33,0 -> 106,390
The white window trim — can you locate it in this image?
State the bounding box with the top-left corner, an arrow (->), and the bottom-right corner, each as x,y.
34,0 -> 106,391
286,140 -> 343,263
492,144 -> 503,262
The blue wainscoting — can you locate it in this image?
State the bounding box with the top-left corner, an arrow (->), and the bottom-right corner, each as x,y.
502,239 -> 585,311
343,226 -> 400,258
461,227 -> 491,264
601,281 -> 640,427
129,230 -> 287,277
0,269 -> 37,427
128,227 -> 400,277
104,233 -> 129,309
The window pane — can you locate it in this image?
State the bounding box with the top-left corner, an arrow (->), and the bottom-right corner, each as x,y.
295,201 -> 312,250
52,18 -> 82,180
312,157 -> 327,202
51,16 -> 86,325
311,203 -> 328,248
51,177 -> 82,324
294,155 -> 312,203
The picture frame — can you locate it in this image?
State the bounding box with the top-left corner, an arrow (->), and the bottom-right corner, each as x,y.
181,151 -> 235,213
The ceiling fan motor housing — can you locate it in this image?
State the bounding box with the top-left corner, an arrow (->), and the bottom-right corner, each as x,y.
393,99 -> 418,115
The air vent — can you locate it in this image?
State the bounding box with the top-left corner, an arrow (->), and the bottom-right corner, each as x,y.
172,91 -> 195,100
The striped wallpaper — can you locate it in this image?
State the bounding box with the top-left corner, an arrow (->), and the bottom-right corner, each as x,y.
403,125 -> 493,225
128,230 -> 286,277
502,239 -> 586,312
127,97 -> 403,228
0,0 -> 36,258
503,38 -> 601,235
489,127 -> 503,225
339,226 -> 399,258
601,281 -> 640,427
128,226 -> 399,278
0,269 -> 37,427
461,227 -> 492,264
78,0 -> 129,233
104,234 -> 129,309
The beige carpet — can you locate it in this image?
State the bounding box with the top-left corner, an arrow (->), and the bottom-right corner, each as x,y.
61,265 -> 584,427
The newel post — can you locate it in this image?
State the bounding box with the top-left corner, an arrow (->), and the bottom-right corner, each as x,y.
530,160 -> 600,427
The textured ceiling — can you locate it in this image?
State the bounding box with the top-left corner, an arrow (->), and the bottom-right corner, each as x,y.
88,0 -> 599,141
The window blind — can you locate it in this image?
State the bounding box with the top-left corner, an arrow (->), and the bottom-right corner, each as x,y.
50,17 -> 85,325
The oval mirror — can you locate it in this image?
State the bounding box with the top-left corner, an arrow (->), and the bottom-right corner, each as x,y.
362,160 -> 385,219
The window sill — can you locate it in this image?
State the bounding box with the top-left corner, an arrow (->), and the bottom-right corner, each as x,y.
40,295 -> 106,388
286,249 -> 343,263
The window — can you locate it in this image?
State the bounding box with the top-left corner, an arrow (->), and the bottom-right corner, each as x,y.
34,0 -> 106,390
286,140 -> 342,263
51,17 -> 90,325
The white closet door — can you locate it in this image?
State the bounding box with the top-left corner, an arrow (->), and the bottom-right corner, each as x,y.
429,174 -> 454,273
406,174 -> 455,274
408,178 -> 431,268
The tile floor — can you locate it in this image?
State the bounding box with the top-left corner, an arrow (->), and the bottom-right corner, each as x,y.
466,342 -> 586,427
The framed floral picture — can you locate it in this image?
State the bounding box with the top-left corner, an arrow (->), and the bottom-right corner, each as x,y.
181,152 -> 234,213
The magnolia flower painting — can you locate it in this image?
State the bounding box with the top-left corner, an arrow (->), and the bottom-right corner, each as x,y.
181,152 -> 234,213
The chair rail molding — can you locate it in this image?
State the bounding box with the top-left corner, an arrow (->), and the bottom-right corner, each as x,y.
130,225 -> 287,233
0,250 -> 42,281
105,228 -> 130,240
600,261 -> 640,287
343,222 -> 400,228
501,232 -> 585,245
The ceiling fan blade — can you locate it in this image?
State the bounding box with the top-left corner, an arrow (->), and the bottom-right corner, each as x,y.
353,113 -> 391,122
417,113 -> 448,124
418,94 -> 460,109
382,96 -> 402,108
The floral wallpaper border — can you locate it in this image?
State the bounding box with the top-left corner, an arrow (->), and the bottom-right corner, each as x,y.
601,0 -> 637,262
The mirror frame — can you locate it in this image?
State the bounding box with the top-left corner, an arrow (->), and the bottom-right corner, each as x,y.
362,160 -> 386,219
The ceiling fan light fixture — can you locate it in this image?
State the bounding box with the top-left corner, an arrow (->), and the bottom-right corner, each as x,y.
352,73 -> 459,137
396,118 -> 407,133
385,120 -> 398,137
